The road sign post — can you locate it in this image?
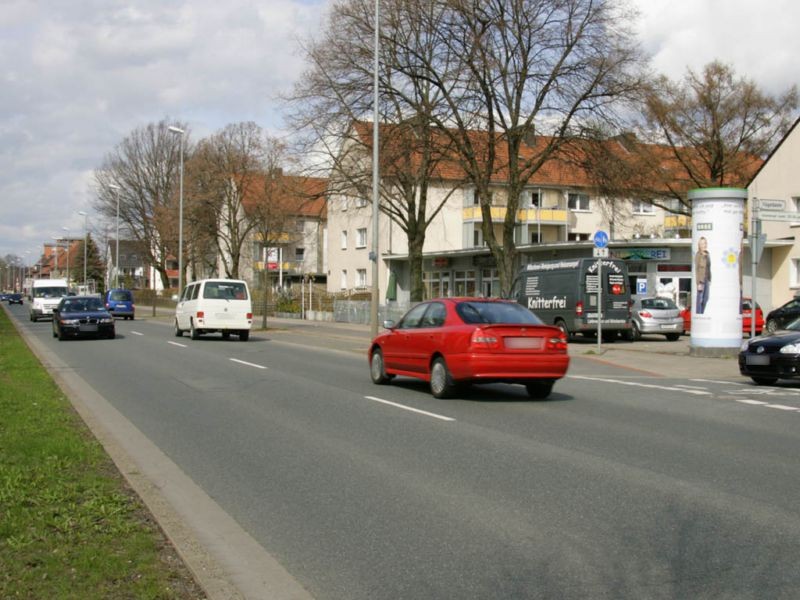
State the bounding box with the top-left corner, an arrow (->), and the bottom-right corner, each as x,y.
593,231 -> 609,350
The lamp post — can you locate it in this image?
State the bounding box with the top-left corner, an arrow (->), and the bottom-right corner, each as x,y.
168,125 -> 185,294
61,227 -> 70,287
109,184 -> 121,288
370,0 -> 380,337
78,210 -> 89,289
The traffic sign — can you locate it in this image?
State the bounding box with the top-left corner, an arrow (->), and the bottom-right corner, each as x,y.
593,247 -> 609,258
758,199 -> 786,211
593,230 -> 609,248
756,210 -> 799,222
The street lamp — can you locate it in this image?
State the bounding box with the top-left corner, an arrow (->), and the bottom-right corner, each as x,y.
78,210 -> 89,289
370,0 -> 380,337
109,184 -> 121,288
168,125 -> 185,294
61,227 -> 70,286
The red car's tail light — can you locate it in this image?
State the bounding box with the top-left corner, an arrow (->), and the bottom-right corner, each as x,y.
576,301 -> 584,316
196,311 -> 205,319
545,334 -> 568,351
470,328 -> 499,348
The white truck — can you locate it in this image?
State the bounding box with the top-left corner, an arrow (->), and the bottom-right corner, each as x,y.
30,279 -> 70,321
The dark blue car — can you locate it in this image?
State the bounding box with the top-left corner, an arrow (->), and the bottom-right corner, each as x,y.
104,288 -> 135,320
52,296 -> 116,340
7,293 -> 23,305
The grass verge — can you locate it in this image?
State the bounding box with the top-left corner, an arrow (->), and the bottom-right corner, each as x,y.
0,307 -> 206,599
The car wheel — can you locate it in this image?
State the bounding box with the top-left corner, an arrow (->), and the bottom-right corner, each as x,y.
665,333 -> 680,341
370,349 -> 391,385
766,319 -> 779,334
631,321 -> 642,341
555,319 -> 569,339
174,320 -> 183,337
430,357 -> 457,399
526,380 -> 554,399
190,321 -> 200,340
107,330 -> 116,339
239,330 -> 249,342
752,376 -> 778,386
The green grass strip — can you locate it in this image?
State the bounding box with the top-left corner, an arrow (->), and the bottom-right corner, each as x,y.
0,308 -> 203,599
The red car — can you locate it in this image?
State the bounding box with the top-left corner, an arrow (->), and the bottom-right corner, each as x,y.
680,297 -> 764,335
368,298 -> 570,399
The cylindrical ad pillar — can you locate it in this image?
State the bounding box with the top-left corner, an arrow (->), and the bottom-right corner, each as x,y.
689,188 -> 747,349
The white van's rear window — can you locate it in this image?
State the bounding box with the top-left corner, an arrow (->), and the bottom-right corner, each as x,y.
203,282 -> 248,300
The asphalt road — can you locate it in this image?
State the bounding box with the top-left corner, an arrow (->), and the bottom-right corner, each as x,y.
10,303 -> 800,599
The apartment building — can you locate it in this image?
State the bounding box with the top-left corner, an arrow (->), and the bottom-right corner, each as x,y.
327,124 -> 765,310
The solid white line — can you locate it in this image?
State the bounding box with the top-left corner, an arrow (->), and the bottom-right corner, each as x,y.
364,396 -> 455,422
130,331 -> 144,336
168,341 -> 187,348
229,358 -> 267,370
673,384 -> 708,390
691,379 -> 749,386
766,404 -> 799,411
569,375 -> 712,395
736,399 -> 769,405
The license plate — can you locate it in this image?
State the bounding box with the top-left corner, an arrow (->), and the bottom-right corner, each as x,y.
746,355 -> 770,366
504,337 -> 543,349
80,324 -> 98,333
662,324 -> 678,330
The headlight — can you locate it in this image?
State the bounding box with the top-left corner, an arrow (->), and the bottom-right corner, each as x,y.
99,317 -> 113,324
740,340 -> 750,351
780,343 -> 800,354
61,319 -> 80,325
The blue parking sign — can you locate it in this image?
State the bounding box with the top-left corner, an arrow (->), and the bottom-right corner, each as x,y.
637,279 -> 647,295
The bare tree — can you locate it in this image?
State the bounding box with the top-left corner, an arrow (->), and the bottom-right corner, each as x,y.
638,60 -> 798,211
93,119 -> 187,290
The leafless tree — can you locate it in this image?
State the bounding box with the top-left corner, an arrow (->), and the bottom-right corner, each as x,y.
93,119 -> 187,290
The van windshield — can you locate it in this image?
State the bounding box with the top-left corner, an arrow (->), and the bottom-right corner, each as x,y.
203,282 -> 248,300
33,287 -> 68,298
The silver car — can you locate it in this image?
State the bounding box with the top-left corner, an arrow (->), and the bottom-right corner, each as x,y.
631,297 -> 684,341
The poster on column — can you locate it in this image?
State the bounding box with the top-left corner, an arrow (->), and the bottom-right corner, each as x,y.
689,188 -> 746,348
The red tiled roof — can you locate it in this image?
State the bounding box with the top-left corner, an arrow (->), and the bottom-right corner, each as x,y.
239,174 -> 327,218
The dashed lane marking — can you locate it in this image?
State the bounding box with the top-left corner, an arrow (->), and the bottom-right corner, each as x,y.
168,341 -> 187,348
130,331 -> 144,336
229,358 -> 268,370
568,375 -> 712,395
364,396 -> 455,422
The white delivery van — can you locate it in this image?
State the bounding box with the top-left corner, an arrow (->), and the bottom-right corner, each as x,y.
174,279 -> 253,341
30,279 -> 70,321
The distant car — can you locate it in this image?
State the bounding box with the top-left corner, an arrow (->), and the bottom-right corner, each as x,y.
630,297 -> 684,341
764,297 -> 800,334
6,293 -> 23,305
0,293 -> 8,302
681,297 -> 764,336
739,318 -> 800,385
52,296 -> 115,340
368,297 -> 570,399
103,288 -> 135,320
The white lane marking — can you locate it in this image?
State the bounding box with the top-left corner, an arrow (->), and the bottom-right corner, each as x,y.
736,399 -> 769,405
569,375 -> 712,395
364,396 -> 455,422
766,404 -> 799,411
168,341 -> 187,348
229,358 -> 268,370
691,379 -> 749,386
130,331 -> 144,336
673,384 -> 709,390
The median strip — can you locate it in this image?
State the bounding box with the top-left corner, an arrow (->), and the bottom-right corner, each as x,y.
229,358 -> 268,370
364,396 -> 455,422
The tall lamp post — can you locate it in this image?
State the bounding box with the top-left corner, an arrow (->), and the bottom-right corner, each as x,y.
109,184 -> 121,288
370,0 -> 380,337
78,210 -> 89,289
168,125 -> 185,294
61,227 -> 70,287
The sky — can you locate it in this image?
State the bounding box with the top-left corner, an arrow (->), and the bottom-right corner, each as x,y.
1,0 -> 798,265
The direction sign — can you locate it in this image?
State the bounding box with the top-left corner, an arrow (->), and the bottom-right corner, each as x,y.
758,199 -> 786,211
593,247 -> 609,258
593,230 -> 609,248
756,210 -> 800,222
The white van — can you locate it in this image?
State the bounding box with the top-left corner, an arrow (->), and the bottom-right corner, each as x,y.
174,279 -> 253,341
30,279 -> 70,321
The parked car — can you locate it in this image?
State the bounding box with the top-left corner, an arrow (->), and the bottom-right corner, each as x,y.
739,318 -> 800,385
368,298 -> 570,399
630,296 -> 684,341
174,279 -> 252,341
764,297 -> 800,334
104,288 -> 135,320
52,296 -> 115,340
6,293 -> 23,305
681,297 -> 764,336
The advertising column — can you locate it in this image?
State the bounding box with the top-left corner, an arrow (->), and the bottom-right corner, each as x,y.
689,188 -> 747,350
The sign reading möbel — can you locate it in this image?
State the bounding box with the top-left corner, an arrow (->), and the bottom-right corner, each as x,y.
689,188 -> 746,349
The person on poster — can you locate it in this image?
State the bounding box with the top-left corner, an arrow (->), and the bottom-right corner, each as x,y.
695,236 -> 711,314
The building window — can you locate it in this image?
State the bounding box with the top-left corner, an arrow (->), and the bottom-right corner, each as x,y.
340,269 -> 347,290
356,268 -> 367,287
341,230 -> 347,250
295,247 -> 305,261
568,193 -> 590,211
473,229 -> 483,247
530,232 -> 541,244
355,197 -> 368,208
633,200 -> 655,214
423,271 -> 450,299
295,220 -> 305,232
356,228 -> 367,248
453,270 -> 476,296
568,232 -> 590,241
481,269 -> 500,297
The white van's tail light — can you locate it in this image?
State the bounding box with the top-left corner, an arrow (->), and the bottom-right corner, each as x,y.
196,311 -> 205,319
246,312 -> 253,320
575,301 -> 584,316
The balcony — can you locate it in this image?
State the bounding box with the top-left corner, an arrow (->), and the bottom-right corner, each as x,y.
462,206 -> 568,224
664,214 -> 691,229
